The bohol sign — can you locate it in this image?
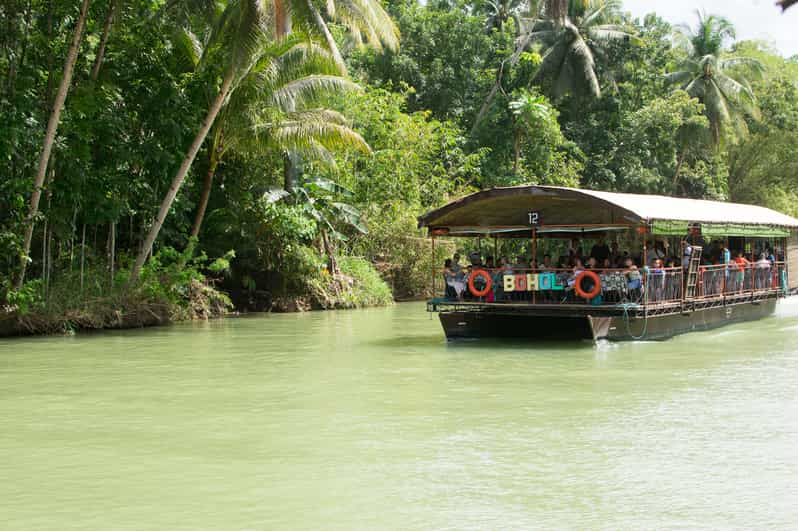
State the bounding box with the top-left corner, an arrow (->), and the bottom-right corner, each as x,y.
503,272 -> 564,292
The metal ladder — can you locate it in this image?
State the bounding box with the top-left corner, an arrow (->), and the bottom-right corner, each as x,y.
684,245 -> 703,299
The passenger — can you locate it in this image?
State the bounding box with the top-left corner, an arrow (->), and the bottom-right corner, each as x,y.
585,256 -> 598,270
590,236 -> 611,263
624,257 -> 642,301
650,258 -> 666,301
485,255 -> 496,270
602,257 -> 612,272
734,251 -> 750,292
567,258 -> 585,298
648,240 -> 667,267
686,225 -> 707,249
501,256 -> 514,275
720,243 -> 731,265
616,251 -> 630,269
468,250 -> 483,267
451,253 -> 463,280
681,243 -> 693,271
734,251 -> 750,270
443,258 -> 457,299
539,254 -> 554,271
755,253 -> 772,290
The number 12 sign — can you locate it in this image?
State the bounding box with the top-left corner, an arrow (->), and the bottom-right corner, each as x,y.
527,211 -> 541,226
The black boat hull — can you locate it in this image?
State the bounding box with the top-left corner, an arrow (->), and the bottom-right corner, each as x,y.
438,299 -> 778,342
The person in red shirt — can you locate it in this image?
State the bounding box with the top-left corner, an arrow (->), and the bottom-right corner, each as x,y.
733,251 -> 750,292
733,251 -> 749,271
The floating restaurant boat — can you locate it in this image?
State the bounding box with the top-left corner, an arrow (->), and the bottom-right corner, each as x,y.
419,186 -> 798,341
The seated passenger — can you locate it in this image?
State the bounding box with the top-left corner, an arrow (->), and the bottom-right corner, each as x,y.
443,258 -> 457,299
468,251 -> 483,267
567,258 -> 585,288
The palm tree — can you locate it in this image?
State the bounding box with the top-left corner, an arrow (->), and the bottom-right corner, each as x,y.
130,0 -> 359,280
666,11 -> 761,144
470,0 -> 631,133
272,0 -> 399,73
16,0 -> 91,289
531,0 -> 634,99
174,31 -> 369,239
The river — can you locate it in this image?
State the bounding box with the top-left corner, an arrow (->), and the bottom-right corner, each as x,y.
2,300 -> 798,529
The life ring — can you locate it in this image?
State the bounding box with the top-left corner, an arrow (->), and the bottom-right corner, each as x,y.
575,270 -> 602,300
468,268 -> 493,297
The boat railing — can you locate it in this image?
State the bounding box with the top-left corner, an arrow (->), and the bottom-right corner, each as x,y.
440,262 -> 786,308
445,267 -> 677,307
696,261 -> 786,299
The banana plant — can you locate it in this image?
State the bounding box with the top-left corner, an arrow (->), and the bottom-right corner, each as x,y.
265,174 -> 366,276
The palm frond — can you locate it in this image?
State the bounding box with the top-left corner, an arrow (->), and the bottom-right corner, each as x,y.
271,75 -> 361,112
273,119 -> 370,153
328,0 -> 400,51
664,70 -> 693,87
587,25 -> 636,43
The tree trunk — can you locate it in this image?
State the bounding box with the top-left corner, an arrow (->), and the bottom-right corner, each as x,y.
80,223 -> 86,293
321,229 -> 339,277
130,69 -> 235,281
512,131 -> 521,175
306,0 -> 346,74
189,156 -> 219,239
16,0 -> 91,289
45,224 -> 52,295
41,217 -> 48,291
546,0 -> 569,26
109,221 -> 115,289
91,0 -> 117,81
283,151 -> 303,191
274,0 -> 292,37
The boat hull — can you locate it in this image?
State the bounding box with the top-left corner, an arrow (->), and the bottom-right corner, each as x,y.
438,299 -> 778,342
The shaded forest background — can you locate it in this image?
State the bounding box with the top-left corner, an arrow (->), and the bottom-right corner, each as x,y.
2,0 -> 798,325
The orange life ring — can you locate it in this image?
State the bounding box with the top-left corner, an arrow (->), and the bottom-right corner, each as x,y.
468,268 -> 493,297
575,270 -> 601,300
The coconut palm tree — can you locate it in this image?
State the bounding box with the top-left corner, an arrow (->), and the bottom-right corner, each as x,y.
470,0 -> 630,133
130,0 -> 360,280
174,30 -> 370,239
530,0 -> 634,99
665,11 -> 761,144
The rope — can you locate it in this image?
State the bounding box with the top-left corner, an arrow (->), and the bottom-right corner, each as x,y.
616,272 -> 649,340
619,302 -> 648,340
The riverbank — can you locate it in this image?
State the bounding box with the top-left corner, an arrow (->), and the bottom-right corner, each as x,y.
0,255 -> 396,338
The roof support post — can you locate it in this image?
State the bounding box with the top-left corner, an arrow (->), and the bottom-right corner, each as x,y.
431,236 -> 436,297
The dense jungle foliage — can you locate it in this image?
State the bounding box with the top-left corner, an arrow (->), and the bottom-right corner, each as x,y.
1,0 -> 798,329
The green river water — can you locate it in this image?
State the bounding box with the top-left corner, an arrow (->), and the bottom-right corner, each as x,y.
2,300 -> 798,530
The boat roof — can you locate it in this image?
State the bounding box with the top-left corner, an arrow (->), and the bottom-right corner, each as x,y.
418,185 -> 798,234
